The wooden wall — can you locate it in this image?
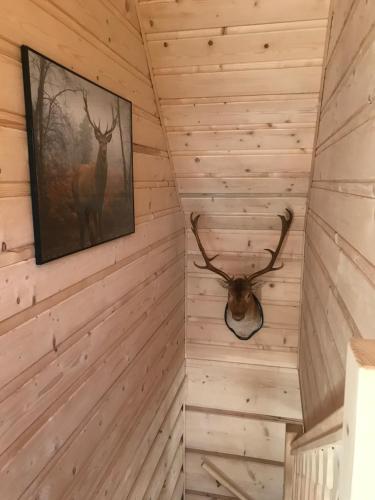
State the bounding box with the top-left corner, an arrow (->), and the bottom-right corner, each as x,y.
299,0 -> 375,430
137,1 -> 330,497
0,1 -> 185,498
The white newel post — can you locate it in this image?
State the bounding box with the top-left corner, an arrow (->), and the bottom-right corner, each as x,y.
339,339 -> 375,500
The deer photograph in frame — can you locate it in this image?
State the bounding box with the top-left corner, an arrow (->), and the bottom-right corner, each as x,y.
21,46 -> 134,264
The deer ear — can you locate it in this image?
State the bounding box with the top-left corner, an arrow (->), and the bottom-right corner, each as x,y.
106,133 -> 112,143
219,279 -> 230,289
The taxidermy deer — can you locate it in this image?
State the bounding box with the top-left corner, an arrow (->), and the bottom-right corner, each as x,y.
72,91 -> 118,246
190,209 -> 293,340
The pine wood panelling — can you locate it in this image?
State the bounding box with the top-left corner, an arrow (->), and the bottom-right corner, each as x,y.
109,0 -> 141,33
71,362 -> 185,500
127,384 -> 184,500
0,53 -> 23,116
186,493 -> 235,500
318,26 -> 375,146
188,276 -> 301,304
38,0 -> 149,76
177,176 -> 310,195
326,0 -> 355,60
187,228 -> 303,255
187,319 -> 299,350
174,154 -> 313,177
322,0 -> 375,109
162,97 -> 319,128
0,258 -> 184,453
187,253 -> 303,278
0,1 -> 185,499
313,118 -> 375,182
184,213 -> 306,231
155,65 -> 323,99
138,0 -> 330,33
159,449 -> 184,500
136,2 -> 330,497
169,128 -> 315,152
187,359 -> 302,420
186,452 -> 284,500
186,409 -> 286,462
0,215 -> 183,326
0,1 -> 157,115
309,187 -> 374,265
148,25 -> 326,68
300,0 -> 375,429
187,297 -> 300,329
186,343 -> 298,369
180,195 -> 307,216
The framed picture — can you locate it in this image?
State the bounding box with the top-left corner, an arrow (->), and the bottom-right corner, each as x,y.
21,46 -> 134,264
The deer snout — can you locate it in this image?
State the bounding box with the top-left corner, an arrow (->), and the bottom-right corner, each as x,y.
232,312 -> 245,322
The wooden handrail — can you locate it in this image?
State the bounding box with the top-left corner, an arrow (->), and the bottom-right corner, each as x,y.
291,406 -> 343,455
289,340 -> 375,499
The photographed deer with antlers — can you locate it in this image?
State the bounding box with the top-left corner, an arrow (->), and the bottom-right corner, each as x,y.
72,90 -> 118,246
190,209 -> 293,339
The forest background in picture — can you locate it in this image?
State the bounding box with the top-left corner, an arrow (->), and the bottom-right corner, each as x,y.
22,46 -> 134,264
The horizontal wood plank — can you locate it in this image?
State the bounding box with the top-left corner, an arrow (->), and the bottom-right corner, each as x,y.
186,451 -> 283,500
162,98 -> 318,127
186,409 -> 286,462
174,154 -> 313,177
181,196 -> 307,216
139,0 -> 330,33
187,318 -> 299,349
169,128 -> 315,152
149,26 -> 326,68
187,296 -> 300,329
178,176 -> 309,195
187,358 -> 302,420
155,66 -> 323,99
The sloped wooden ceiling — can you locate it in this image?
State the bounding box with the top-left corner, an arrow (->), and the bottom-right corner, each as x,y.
138,0 -> 330,359
137,1 -> 331,497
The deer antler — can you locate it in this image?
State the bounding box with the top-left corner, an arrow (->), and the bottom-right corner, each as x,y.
82,91 -> 118,136
104,104 -> 118,135
246,208 -> 293,282
190,213 -> 232,283
82,90 -> 100,133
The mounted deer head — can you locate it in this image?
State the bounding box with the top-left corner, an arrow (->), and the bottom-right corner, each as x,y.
190,209 -> 293,339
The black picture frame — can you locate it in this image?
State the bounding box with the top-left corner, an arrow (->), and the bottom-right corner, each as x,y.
21,45 -> 135,265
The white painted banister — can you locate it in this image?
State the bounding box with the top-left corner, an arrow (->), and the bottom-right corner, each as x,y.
287,339 -> 375,500
339,339 -> 375,500
290,410 -> 342,499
